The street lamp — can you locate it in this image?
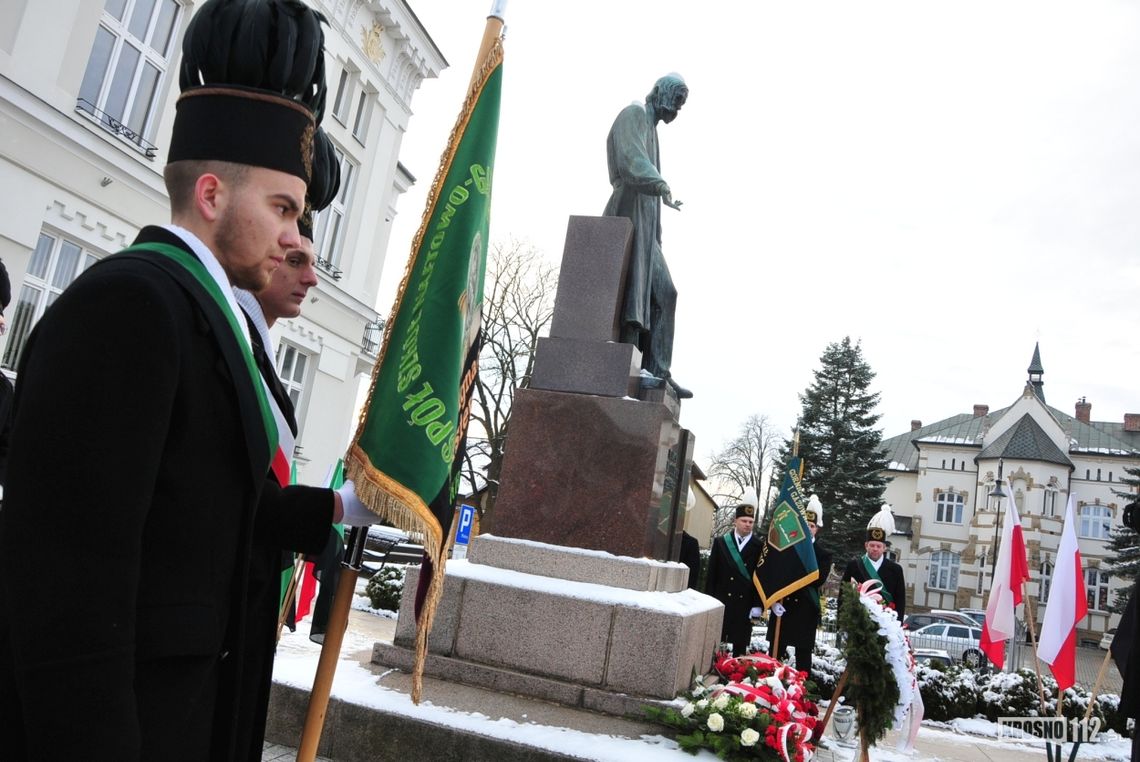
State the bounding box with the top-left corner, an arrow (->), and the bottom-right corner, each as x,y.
988,459 -> 1007,577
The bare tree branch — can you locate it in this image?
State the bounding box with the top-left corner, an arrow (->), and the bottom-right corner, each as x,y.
463,238 -> 558,527
706,414 -> 783,537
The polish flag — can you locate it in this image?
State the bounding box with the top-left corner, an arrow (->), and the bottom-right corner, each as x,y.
1037,495 -> 1089,691
980,498 -> 1030,668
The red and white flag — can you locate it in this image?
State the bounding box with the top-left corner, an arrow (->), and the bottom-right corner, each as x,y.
980,498 -> 1030,668
1037,495 -> 1088,691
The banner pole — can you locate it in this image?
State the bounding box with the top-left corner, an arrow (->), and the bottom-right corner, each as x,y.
295,527 -> 366,762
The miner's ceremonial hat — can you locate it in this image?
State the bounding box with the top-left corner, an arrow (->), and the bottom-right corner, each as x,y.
170,0 -> 329,182
298,128 -> 341,240
865,503 -> 896,542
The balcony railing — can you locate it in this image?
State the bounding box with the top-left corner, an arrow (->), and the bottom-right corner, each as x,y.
362,317 -> 386,356
315,253 -> 343,281
75,99 -> 158,159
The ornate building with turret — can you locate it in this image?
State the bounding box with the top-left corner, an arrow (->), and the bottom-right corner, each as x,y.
880,343 -> 1137,644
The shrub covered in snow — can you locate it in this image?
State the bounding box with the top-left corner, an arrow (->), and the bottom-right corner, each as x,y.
977,669 -> 1049,721
810,643 -> 845,697
364,565 -> 406,611
916,664 -> 980,721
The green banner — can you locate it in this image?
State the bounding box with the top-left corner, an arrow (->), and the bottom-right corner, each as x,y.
348,40 -> 502,561
753,456 -> 820,608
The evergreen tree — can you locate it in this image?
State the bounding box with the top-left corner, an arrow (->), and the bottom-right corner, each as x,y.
773,337 -> 888,573
1106,464 -> 1140,613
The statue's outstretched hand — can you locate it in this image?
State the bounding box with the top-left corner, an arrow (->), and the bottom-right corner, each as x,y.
663,192 -> 683,211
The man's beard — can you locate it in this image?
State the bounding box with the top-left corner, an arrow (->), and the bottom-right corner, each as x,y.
215,210 -> 273,291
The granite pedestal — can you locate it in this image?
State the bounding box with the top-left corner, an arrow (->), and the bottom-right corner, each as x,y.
375,535 -> 724,704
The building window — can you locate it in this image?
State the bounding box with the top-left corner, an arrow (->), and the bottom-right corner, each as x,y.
1040,558 -> 1052,603
274,343 -> 310,412
1078,503 -> 1111,540
332,67 -> 353,124
977,551 -> 985,594
1086,568 -> 1110,612
928,550 -> 960,591
352,88 -> 373,144
77,0 -> 181,156
1044,490 -> 1057,517
313,146 -> 357,271
935,491 -> 965,524
2,232 -> 99,371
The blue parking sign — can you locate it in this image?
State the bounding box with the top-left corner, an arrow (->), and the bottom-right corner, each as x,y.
455,504 -> 476,545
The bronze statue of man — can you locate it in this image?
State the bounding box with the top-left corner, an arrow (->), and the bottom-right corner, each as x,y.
604,73 -> 690,399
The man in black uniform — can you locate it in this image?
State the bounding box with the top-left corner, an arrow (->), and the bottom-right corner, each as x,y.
768,495 -> 832,673
706,499 -> 763,655
841,504 -> 907,619
232,127 -> 348,762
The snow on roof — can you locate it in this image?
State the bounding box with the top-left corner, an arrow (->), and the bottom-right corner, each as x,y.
917,435 -> 977,445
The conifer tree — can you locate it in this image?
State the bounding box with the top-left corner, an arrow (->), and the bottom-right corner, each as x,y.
774,337 -> 888,573
1106,464 -> 1140,613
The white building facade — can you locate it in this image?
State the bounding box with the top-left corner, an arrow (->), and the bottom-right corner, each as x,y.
880,344 -> 1137,645
0,0 -> 445,485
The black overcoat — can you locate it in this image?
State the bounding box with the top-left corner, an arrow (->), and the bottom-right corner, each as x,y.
841,554 -> 907,620
768,544 -> 832,673
705,533 -> 762,655
0,227 -> 330,761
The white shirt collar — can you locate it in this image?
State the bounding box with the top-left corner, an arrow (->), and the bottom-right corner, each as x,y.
868,555 -> 884,570
233,288 -> 273,362
162,224 -> 252,348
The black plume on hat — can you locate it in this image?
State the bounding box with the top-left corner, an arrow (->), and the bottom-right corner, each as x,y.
0,259 -> 10,313
179,0 -> 328,121
299,128 -> 341,240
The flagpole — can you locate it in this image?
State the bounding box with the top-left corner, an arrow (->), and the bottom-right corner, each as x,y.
1021,587 -> 1049,714
296,528 -> 366,762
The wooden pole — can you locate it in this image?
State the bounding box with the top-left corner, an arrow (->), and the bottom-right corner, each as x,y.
858,701 -> 871,762
467,8 -> 506,91
817,668 -> 849,738
771,613 -> 783,661
295,528 -> 365,762
1083,646 -> 1113,721
1021,588 -> 1050,715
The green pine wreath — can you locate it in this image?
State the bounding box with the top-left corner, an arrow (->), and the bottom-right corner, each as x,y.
837,583 -> 899,746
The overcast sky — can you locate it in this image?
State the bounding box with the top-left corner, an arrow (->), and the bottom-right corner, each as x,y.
381,1 -> 1140,473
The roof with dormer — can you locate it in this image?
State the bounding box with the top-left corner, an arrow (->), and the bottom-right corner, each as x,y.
881,344 -> 1140,471
882,404 -> 1140,472
977,413 -> 1072,466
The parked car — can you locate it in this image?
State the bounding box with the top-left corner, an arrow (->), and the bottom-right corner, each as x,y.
903,610 -> 977,630
1100,627 -> 1117,651
909,623 -> 988,669
912,648 -> 954,669
958,608 -> 986,626
929,609 -> 981,626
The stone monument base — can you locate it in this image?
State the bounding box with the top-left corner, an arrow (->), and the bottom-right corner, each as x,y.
373,534 -> 724,704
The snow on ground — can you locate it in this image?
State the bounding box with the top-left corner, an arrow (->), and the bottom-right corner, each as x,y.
276,601 -> 1134,762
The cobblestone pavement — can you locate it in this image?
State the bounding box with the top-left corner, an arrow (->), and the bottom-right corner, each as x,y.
262,742 -> 331,761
